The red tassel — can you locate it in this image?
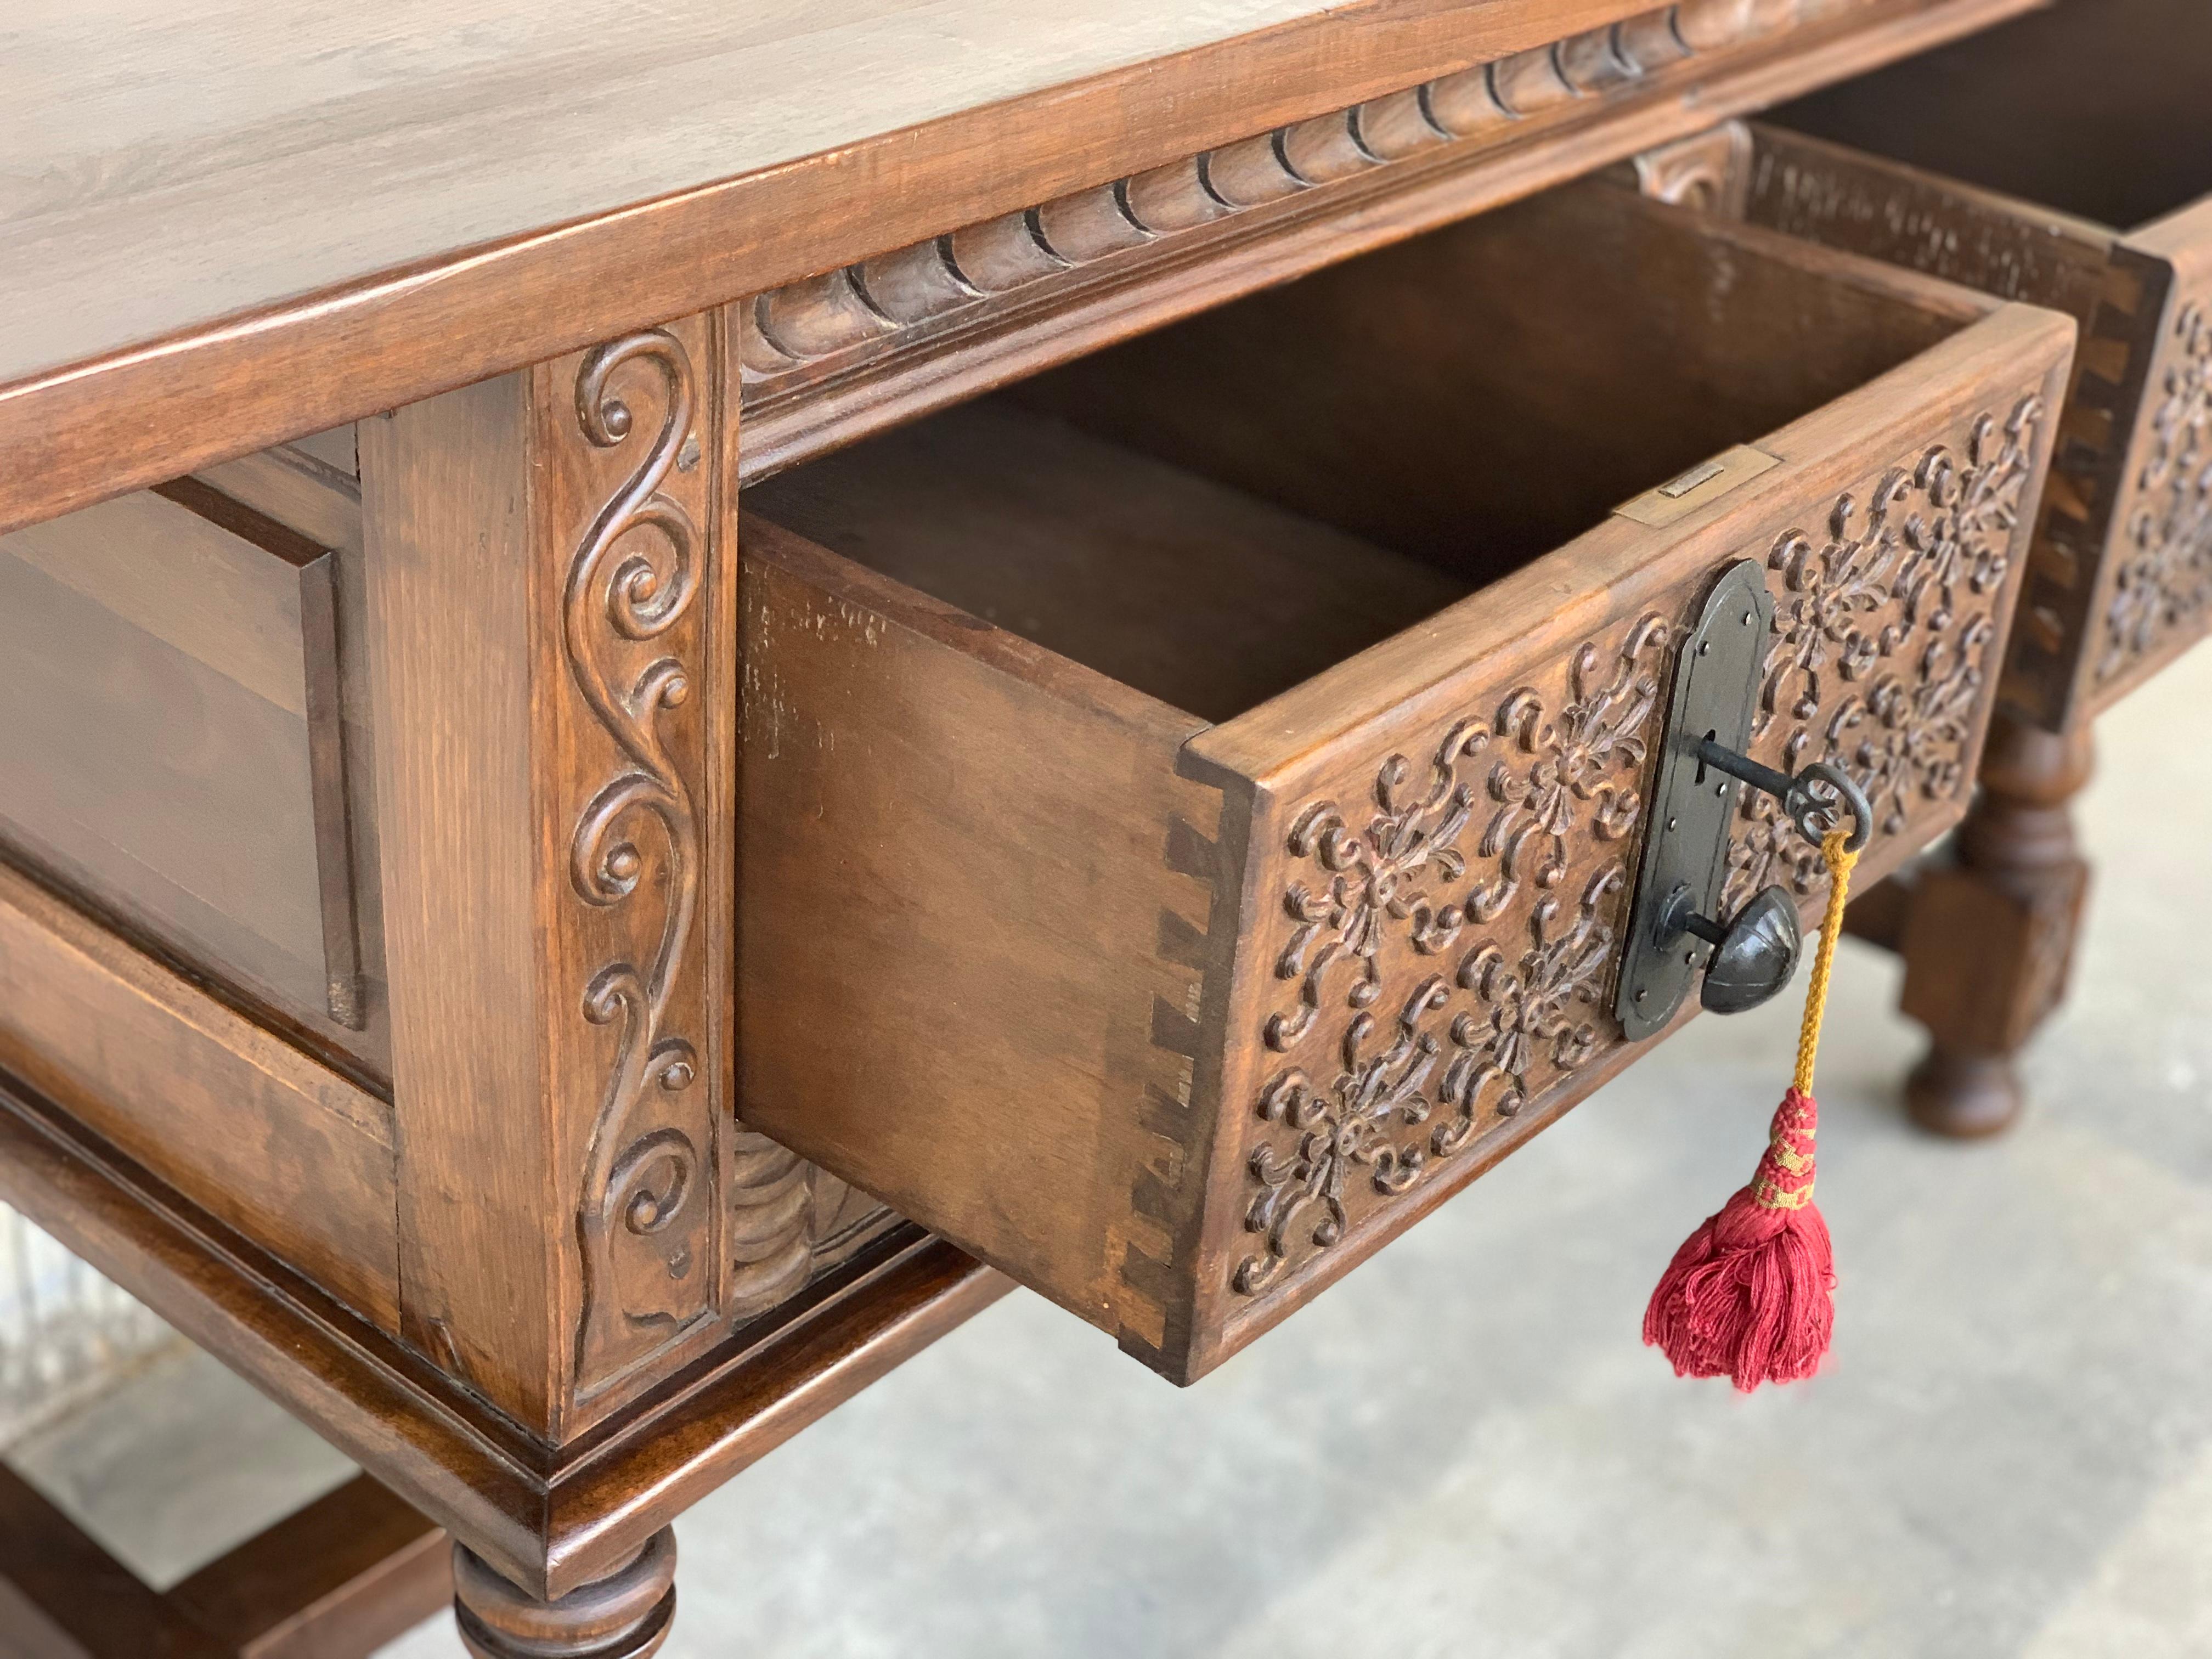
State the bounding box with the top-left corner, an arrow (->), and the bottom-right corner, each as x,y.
1644,1087 -> 1836,1392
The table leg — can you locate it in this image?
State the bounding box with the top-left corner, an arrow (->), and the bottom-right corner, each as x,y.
1892,709 -> 2094,1137
452,1528 -> 676,1659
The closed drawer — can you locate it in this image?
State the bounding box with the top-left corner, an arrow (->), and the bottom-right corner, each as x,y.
739,180 -> 2073,1381
0,432 -> 383,1078
1723,0 -> 2212,723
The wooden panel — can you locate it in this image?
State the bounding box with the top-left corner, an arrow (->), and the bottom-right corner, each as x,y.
363,317 -> 903,1438
0,481 -> 380,1068
746,400 -> 1469,724
0,0 -> 2042,538
364,318 -> 769,1438
2080,199 -> 2212,711
737,520 -> 1220,1341
1,488 -> 316,713
189,439 -> 392,1077
0,860 -> 399,1333
1731,127 -> 2117,325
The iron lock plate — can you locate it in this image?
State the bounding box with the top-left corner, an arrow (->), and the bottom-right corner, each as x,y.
1615,559 -> 1775,1041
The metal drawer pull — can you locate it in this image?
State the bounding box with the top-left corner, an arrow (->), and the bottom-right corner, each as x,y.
1649,749 -> 1874,1015
1616,560 -> 1876,1039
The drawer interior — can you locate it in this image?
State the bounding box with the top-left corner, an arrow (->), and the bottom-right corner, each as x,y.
1771,0 -> 2212,233
750,182 -> 1983,723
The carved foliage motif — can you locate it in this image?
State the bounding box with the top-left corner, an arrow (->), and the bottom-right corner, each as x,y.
1237,621 -> 1667,1295
1236,402 -> 2039,1300
1725,399 -> 2040,908
567,329 -> 726,1391
2100,301 -> 2212,685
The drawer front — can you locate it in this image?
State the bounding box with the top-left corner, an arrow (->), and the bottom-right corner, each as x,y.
0,472 -> 380,1073
2080,200 -> 2212,712
1186,323 -> 2061,1371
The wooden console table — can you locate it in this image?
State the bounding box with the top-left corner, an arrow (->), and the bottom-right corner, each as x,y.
3,1 -> 2190,1651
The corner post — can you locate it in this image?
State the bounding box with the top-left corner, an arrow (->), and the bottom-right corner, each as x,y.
360,313 -> 754,1444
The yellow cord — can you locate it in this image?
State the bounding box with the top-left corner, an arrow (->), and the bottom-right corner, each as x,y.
1791,830 -> 1859,1097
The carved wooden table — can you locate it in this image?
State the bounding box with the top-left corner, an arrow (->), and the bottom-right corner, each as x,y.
0,0 -> 2125,1651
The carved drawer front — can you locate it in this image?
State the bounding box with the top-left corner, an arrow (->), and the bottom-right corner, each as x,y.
0,427 -> 385,1077
1709,0 -> 2212,727
738,180 -> 2073,1383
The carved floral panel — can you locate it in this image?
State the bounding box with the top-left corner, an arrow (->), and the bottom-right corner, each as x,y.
2097,300 -> 2212,691
1233,398 -> 2044,1299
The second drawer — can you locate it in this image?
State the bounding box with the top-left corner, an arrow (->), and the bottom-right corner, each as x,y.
1711,0 -> 2212,725
740,180 -> 2073,1381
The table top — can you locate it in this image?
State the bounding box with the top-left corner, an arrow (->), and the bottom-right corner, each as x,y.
8,0 -> 1333,396
0,0 -> 1642,533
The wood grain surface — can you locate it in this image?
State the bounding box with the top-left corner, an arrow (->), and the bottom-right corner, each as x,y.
0,858 -> 400,1333
2,0 -> 1644,391
0,0 -> 2044,539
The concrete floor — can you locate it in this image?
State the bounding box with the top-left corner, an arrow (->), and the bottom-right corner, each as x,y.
19,641 -> 2212,1656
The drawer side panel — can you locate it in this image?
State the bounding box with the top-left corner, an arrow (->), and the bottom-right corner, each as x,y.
737,520 -> 1228,1346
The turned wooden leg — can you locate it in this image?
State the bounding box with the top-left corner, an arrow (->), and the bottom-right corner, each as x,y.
1894,709 -> 2094,1138
452,1529 -> 676,1659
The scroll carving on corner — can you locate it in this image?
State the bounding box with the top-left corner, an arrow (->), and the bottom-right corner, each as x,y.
1237,619 -> 1668,1296
567,329 -> 719,1389
2100,301 -> 2212,687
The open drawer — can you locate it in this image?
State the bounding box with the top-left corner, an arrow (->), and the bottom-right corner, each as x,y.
1672,0 -> 2212,725
738,180 -> 2073,1382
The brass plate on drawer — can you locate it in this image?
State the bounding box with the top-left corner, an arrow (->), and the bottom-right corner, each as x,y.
1615,444 -> 1780,527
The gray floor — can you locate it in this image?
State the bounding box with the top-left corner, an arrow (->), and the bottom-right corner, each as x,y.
21,642 -> 2212,1656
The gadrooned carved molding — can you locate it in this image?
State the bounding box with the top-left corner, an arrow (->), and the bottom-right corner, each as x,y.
727,1131 -> 897,1322
1233,398 -> 2042,1298
738,0 -> 1808,394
